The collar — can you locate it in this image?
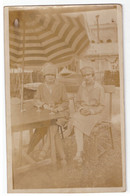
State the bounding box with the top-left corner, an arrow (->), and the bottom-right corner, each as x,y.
44,80 -> 59,88
82,81 -> 99,88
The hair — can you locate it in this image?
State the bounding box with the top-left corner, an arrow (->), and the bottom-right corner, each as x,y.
80,67 -> 95,77
41,62 -> 55,72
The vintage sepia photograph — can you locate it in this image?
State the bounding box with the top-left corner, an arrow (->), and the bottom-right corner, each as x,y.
4,4 -> 125,193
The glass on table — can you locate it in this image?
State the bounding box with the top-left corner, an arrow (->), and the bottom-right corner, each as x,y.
49,103 -> 55,115
35,100 -> 43,112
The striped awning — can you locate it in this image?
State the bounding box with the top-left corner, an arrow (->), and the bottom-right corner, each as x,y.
9,10 -> 89,68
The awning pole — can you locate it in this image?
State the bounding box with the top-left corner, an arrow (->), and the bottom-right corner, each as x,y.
21,20 -> 26,112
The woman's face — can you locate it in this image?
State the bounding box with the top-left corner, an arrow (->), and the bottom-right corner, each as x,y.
44,74 -> 56,84
81,69 -> 94,84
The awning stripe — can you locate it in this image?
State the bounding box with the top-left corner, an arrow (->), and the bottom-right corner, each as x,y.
9,12 -> 89,67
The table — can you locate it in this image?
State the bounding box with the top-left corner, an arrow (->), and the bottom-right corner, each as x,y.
11,100 -> 66,131
11,100 -> 66,174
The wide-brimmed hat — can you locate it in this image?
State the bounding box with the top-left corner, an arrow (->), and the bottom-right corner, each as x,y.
41,63 -> 56,76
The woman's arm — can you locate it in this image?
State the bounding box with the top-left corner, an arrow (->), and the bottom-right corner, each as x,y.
87,86 -> 105,115
56,84 -> 69,112
75,86 -> 83,111
79,86 -> 105,116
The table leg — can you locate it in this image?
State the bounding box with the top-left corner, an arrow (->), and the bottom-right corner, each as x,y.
49,126 -> 57,164
19,131 -> 23,166
12,133 -> 15,188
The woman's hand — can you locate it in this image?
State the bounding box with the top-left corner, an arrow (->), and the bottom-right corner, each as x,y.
54,105 -> 64,112
80,108 -> 91,116
43,104 -> 51,110
34,100 -> 44,107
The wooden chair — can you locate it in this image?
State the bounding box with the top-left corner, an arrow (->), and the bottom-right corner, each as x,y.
89,85 -> 115,161
103,84 -> 115,150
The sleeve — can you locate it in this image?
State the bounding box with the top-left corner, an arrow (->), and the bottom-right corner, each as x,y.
75,86 -> 83,111
60,84 -> 69,110
56,84 -> 69,112
76,86 -> 82,102
90,86 -> 105,115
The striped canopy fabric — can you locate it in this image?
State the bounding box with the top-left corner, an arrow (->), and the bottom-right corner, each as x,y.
9,10 -> 90,69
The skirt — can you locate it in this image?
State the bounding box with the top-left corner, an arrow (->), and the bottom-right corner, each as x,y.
72,111 -> 106,136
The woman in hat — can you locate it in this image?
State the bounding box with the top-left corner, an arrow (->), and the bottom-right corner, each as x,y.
27,62 -> 69,166
72,60 -> 105,164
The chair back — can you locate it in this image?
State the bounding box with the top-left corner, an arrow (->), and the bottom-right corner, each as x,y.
103,85 -> 115,94
103,85 -> 116,121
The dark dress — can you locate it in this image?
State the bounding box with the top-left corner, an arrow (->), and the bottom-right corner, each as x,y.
27,81 -> 69,154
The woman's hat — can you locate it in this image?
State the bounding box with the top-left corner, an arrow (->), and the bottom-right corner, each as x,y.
41,63 -> 56,76
80,59 -> 94,73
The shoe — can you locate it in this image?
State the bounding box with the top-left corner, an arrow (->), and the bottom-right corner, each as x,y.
61,159 -> 67,167
73,152 -> 83,164
73,155 -> 83,163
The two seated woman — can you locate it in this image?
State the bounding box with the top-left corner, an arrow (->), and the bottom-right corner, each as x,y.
27,60 -> 105,166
